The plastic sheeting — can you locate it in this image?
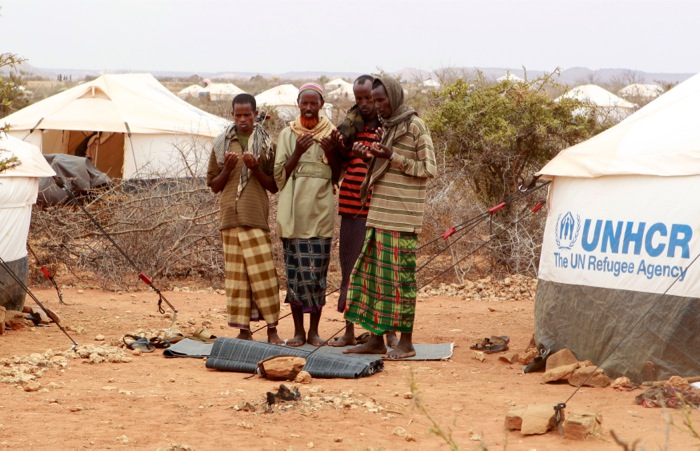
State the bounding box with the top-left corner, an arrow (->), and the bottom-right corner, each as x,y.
535,279 -> 700,383
205,337 -> 383,379
38,154 -> 111,205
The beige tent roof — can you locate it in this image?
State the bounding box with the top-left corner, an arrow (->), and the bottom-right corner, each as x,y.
2,73 -> 227,138
324,78 -> 352,90
556,84 -> 636,109
0,133 -> 55,178
538,73 -> 700,179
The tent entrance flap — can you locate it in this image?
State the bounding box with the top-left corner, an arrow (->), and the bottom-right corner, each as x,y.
40,130 -> 125,178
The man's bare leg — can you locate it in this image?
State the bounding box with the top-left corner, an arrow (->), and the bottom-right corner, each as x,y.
267,326 -> 284,345
236,329 -> 253,340
343,333 -> 386,354
307,309 -> 325,346
385,331 -> 398,348
329,321 -> 357,347
384,332 -> 416,359
287,305 -> 306,347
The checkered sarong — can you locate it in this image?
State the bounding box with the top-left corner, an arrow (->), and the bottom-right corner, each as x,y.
282,237 -> 331,313
222,227 -> 279,329
344,228 -> 417,334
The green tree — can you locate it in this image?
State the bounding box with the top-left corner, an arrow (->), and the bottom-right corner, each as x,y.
0,50 -> 26,173
424,70 -> 604,272
0,52 -> 30,118
426,70 -> 602,207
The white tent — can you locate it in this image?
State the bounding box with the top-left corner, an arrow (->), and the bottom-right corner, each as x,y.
556,84 -> 637,123
177,84 -> 205,98
255,84 -> 333,122
421,79 -> 441,89
534,73 -> 700,382
0,133 -> 55,310
324,78 -> 351,91
2,74 -> 229,179
201,82 -> 244,102
497,73 -> 523,83
619,83 -> 665,99
327,83 -> 354,100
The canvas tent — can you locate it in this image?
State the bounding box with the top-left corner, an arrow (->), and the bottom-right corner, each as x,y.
0,134 -> 55,310
534,73 -> 700,382
556,84 -> 637,123
619,83 -> 665,100
255,84 -> 333,122
1,74 -> 229,179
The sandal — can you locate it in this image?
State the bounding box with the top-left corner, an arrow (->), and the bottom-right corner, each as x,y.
190,327 -> 217,343
123,334 -> 156,353
470,335 -> 510,353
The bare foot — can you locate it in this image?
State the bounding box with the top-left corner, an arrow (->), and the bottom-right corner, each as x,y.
236,330 -> 253,340
343,335 -> 386,355
385,331 -> 398,348
307,332 -> 325,347
267,327 -> 284,345
286,334 -> 306,347
328,334 -> 357,347
383,346 -> 416,360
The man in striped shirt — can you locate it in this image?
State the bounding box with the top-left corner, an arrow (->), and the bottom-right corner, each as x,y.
344,76 -> 436,359
329,75 -> 397,348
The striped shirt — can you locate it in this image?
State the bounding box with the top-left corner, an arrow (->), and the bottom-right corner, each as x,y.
338,127 -> 380,218
366,116 -> 436,233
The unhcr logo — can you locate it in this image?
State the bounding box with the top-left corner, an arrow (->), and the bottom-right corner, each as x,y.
555,212 -> 580,250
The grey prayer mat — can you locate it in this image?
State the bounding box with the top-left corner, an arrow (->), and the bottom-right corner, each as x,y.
163,338 -> 455,361
205,337 -> 383,379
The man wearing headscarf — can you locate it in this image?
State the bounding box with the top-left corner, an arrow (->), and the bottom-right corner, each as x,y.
343,76 -> 437,359
274,82 -> 340,346
207,93 -> 282,344
326,74 -> 397,349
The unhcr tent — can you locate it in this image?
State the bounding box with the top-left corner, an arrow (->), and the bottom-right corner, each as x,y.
2,74 -> 229,179
535,73 -> 700,382
0,134 -> 55,310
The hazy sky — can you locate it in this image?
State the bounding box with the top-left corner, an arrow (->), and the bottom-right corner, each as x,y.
2,0 -> 699,75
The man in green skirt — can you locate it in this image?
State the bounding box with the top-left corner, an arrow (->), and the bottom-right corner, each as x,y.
343,76 -> 436,359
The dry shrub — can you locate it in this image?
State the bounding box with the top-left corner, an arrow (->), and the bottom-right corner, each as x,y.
30,176 -> 223,290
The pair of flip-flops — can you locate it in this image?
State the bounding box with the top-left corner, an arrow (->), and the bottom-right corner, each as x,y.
470,335 -> 510,353
123,334 -> 156,353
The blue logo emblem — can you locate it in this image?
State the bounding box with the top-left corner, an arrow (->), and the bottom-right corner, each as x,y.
555,212 -> 580,250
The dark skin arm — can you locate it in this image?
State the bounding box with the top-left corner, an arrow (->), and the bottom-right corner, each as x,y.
284,133 -> 315,178
242,152 -> 278,194
320,129 -> 342,184
208,152 -> 238,194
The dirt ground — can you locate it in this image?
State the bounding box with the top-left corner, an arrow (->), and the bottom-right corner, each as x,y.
1,280 -> 698,450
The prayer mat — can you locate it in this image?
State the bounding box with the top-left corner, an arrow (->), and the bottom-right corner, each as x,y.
205,337 -> 383,379
163,338 -> 213,358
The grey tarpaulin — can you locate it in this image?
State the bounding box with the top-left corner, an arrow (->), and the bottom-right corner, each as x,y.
38,154 -> 111,205
535,279 -> 700,383
205,337 -> 383,379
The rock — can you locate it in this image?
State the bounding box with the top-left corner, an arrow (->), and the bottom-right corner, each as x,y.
611,376 -> 636,391
542,362 -> 580,383
506,404 -> 559,435
4,310 -> 28,330
665,375 -> 690,390
545,348 -> 579,371
95,335 -> 105,342
473,351 -> 485,362
294,371 -> 312,384
569,366 -> 612,388
258,355 -> 306,381
498,352 -> 519,364
23,381 -> 41,392
563,410 -> 602,440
